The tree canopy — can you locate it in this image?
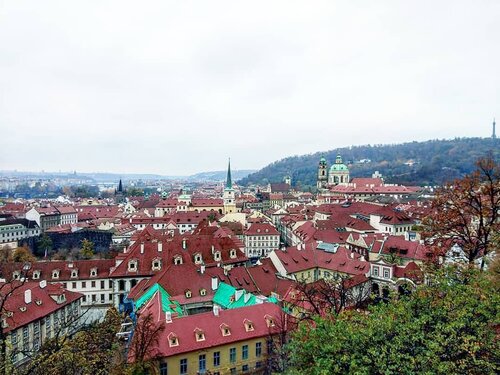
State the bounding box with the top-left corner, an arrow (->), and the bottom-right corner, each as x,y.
286,265 -> 499,374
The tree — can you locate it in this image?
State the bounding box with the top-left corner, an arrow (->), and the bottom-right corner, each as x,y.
37,235 -> 53,259
286,274 -> 371,321
22,307 -> 122,375
423,156 -> 500,269
287,266 -> 499,374
80,239 -> 94,260
127,312 -> 165,373
12,246 -> 36,263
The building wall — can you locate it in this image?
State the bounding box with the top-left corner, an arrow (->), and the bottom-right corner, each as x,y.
244,234 -> 279,258
7,299 -> 82,366
152,337 -> 268,375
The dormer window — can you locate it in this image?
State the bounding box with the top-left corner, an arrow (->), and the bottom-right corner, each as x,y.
71,269 -> 78,278
200,288 -> 207,296
35,300 -> 42,306
52,270 -> 60,279
265,314 -> 275,328
19,306 -> 27,312
90,268 -> 97,277
185,290 -> 192,298
194,253 -> 203,265
168,333 -> 179,347
12,271 -> 20,280
128,260 -> 138,272
195,328 -> 205,342
220,324 -> 231,336
214,251 -> 221,261
32,270 -> 40,280
244,319 -> 254,332
230,249 -> 237,259
174,256 -> 183,265
152,259 -> 162,271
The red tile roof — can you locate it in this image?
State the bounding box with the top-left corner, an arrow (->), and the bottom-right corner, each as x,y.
132,302 -> 284,360
2,281 -> 83,333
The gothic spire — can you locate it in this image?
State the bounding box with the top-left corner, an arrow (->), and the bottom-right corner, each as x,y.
226,158 -> 232,189
118,178 -> 123,193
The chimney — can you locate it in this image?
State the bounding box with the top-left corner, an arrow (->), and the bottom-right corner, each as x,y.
158,241 -> 163,252
213,304 -> 220,316
165,311 -> 172,323
140,242 -> 145,254
182,239 -> 187,250
211,276 -> 219,291
200,265 -> 205,274
24,289 -> 32,304
39,280 -> 47,289
211,244 -> 215,254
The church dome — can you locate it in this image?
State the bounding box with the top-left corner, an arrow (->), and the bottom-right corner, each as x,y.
329,154 -> 349,173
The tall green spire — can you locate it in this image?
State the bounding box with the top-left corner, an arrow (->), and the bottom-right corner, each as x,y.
226,158 -> 232,189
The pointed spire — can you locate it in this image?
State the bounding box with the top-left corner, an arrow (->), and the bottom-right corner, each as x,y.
226,158 -> 233,189
118,179 -> 123,193
493,118 -> 497,140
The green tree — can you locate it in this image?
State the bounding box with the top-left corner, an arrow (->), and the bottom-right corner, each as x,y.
37,234 -> 53,258
80,239 -> 95,259
287,266 -> 499,374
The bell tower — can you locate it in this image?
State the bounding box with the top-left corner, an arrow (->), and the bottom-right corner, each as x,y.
317,157 -> 328,190
223,159 -> 236,214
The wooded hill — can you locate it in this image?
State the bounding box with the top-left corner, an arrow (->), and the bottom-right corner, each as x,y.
238,137 -> 499,189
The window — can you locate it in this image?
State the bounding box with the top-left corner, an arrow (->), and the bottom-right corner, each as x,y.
195,329 -> 205,341
244,319 -> 254,332
242,364 -> 249,372
179,359 -> 187,375
242,345 -> 248,360
256,361 -> 262,368
200,288 -> 206,296
383,268 -> 390,279
230,368 -> 236,375
82,281 -> 87,288
256,342 -> 262,357
230,249 -> 236,259
91,281 -> 96,288
72,282 -> 76,289
214,251 -> 221,261
152,259 -> 161,270
185,290 -> 192,298
52,270 -> 59,279
213,351 -> 220,367
230,347 -> 236,363
168,333 -> 179,347
128,260 -> 137,271
100,280 -> 105,289
100,294 -> 105,303
71,270 -> 78,278
221,324 -> 230,336
90,268 -> 97,277
373,266 -> 379,277
198,354 -> 206,373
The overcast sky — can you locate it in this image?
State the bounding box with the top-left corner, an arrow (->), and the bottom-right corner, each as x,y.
1,1 -> 499,175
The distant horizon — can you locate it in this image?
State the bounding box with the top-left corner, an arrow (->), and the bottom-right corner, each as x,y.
1,134 -> 495,177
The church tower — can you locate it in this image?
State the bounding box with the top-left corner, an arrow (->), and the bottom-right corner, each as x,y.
493,118 -> 497,140
317,157 -> 328,190
115,178 -> 125,203
223,159 -> 237,214
328,154 -> 350,185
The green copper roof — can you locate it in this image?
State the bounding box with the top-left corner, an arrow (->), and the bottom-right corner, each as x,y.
135,284 -> 183,316
329,154 -> 349,172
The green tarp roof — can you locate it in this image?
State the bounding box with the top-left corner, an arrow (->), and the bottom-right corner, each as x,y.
135,283 -> 183,316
